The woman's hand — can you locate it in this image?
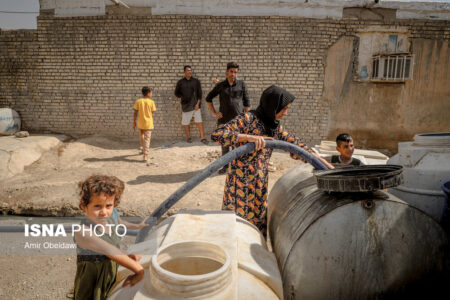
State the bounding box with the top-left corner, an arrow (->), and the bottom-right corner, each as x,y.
246,135 -> 273,151
123,269 -> 145,287
312,152 -> 335,169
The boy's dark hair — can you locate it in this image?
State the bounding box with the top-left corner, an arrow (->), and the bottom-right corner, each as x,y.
226,62 -> 239,70
336,133 -> 353,147
184,65 -> 192,71
142,86 -> 153,96
78,174 -> 125,209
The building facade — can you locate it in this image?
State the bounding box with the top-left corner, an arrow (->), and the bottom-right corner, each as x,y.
1,1 -> 449,151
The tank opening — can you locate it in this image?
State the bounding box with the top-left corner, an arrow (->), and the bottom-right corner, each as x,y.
154,241 -> 230,277
160,257 -> 224,276
417,132 -> 450,137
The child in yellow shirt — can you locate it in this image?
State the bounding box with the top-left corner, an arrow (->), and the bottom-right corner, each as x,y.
133,86 -> 156,163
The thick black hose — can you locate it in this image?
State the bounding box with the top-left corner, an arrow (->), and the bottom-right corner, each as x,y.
136,140 -> 327,242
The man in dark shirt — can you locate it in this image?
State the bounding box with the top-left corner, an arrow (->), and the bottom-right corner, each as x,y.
206,61 -> 251,173
174,65 -> 207,144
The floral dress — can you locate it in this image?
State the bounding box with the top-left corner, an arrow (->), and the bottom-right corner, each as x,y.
211,112 -> 312,236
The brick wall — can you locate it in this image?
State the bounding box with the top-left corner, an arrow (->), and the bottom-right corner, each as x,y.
1,15 -> 448,145
0,30 -> 38,109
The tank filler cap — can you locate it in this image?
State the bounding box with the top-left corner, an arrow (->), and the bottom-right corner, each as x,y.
315,165 -> 403,192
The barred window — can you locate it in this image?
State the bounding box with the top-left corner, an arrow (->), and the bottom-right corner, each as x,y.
371,54 -> 412,82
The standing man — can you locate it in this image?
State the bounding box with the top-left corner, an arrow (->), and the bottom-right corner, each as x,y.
206,62 -> 251,174
174,65 -> 208,144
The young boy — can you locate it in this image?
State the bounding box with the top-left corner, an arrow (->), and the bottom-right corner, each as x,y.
133,86 -> 156,163
329,133 -> 364,166
74,174 -> 147,300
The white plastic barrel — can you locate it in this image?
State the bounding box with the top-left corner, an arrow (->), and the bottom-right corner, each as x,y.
388,132 -> 450,222
0,108 -> 21,135
109,211 -> 283,299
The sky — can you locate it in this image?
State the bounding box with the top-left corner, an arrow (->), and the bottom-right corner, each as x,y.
0,0 -> 39,29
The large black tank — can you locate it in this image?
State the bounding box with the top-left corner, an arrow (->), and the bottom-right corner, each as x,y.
268,164 -> 449,299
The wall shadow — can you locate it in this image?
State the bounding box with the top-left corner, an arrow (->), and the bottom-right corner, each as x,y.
128,170 -> 202,184
84,154 -> 144,163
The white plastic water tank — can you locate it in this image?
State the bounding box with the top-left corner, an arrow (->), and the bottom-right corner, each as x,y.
388,132 -> 450,222
0,108 -> 21,135
109,211 -> 283,299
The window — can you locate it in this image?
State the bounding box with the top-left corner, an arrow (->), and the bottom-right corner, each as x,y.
371,54 -> 412,82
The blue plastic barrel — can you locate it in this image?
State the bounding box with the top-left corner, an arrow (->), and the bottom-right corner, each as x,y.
442,182 -> 450,200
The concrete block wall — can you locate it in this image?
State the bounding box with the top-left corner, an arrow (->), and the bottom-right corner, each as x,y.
1,15 -> 449,145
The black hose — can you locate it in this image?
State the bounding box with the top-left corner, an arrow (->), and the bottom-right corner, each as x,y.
136,140 -> 327,242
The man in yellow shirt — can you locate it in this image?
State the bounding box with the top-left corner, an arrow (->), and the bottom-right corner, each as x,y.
133,86 -> 156,163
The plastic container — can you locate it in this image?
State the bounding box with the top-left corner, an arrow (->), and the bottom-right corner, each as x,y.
388,132 -> 450,222
109,211 -> 282,299
268,164 -> 448,299
443,182 -> 450,201
441,181 -> 450,232
0,108 -> 20,135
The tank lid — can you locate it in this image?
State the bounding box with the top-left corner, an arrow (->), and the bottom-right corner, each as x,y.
315,165 -> 403,192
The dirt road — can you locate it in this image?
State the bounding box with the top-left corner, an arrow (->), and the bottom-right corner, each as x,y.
0,135 -> 306,299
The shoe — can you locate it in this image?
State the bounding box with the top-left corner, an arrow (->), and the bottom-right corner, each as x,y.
201,138 -> 208,145
187,137 -> 192,143
218,167 -> 227,174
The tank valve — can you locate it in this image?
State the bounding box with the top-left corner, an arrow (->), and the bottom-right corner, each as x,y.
362,199 -> 375,210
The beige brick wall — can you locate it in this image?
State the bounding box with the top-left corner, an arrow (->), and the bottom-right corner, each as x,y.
1,15 -> 449,145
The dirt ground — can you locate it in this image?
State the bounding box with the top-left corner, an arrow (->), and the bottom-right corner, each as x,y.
0,135 -> 305,299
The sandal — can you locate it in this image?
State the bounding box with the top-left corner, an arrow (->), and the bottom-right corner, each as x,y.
201,138 -> 208,145
187,137 -> 192,143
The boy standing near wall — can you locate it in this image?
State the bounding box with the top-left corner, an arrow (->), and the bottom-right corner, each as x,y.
133,86 -> 156,163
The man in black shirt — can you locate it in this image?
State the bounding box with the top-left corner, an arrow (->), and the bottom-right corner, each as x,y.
175,65 -> 207,144
206,62 -> 251,173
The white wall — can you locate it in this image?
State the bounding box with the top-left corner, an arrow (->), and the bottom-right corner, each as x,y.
39,0 -> 450,20
40,0 -> 104,16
